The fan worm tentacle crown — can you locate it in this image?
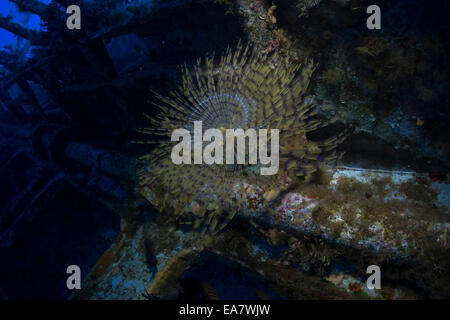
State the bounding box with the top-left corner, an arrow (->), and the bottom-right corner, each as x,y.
134,44 -> 346,234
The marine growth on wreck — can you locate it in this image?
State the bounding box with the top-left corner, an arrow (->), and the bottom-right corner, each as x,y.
0,0 -> 449,307
134,44 -> 346,236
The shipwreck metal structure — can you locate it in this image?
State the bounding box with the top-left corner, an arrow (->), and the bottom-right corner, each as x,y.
0,0 -> 449,300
